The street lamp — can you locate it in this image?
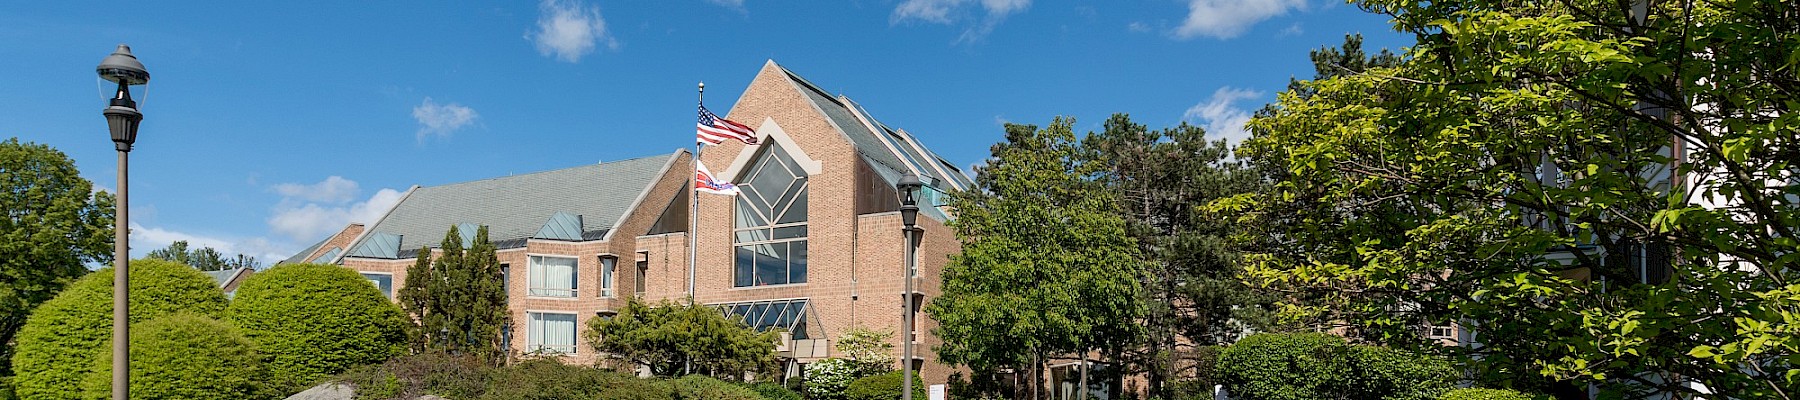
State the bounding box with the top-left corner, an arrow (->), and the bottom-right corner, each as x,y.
98,43 -> 147,400
895,172 -> 923,400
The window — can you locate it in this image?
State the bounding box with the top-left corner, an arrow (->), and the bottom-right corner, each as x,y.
635,253 -> 649,296
361,272 -> 393,298
1428,325 -> 1455,339
529,255 -> 578,297
733,143 -> 809,287
717,298 -> 809,339
599,255 -> 616,298
526,312 -> 578,354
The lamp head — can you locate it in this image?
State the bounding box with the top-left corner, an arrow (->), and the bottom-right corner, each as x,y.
897,172 -> 923,228
97,44 -> 149,86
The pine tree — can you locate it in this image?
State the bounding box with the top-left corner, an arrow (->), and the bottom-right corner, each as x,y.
397,225 -> 509,364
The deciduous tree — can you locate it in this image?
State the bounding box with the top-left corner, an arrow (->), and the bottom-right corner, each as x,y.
0,138 -> 114,377
927,118 -> 1145,398
1225,0 -> 1800,397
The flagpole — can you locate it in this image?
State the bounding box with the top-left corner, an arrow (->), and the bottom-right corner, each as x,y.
689,82 -> 702,304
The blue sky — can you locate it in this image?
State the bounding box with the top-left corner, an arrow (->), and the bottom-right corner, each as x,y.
0,1 -> 1412,263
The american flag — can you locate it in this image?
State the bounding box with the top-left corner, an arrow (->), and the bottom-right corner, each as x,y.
697,105 -> 759,146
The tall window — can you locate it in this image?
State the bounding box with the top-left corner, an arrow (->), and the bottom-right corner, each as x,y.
527,312 -> 578,354
635,252 -> 649,296
733,143 -> 809,287
529,255 -> 578,297
599,256 -> 615,298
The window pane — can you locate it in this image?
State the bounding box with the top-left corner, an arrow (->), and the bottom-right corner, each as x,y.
758,302 -> 785,328
735,195 -> 768,230
772,226 -> 806,240
754,243 -> 787,285
601,257 -> 615,296
746,303 -> 770,328
775,183 -> 808,224
736,228 -> 771,243
790,242 -> 808,284
734,246 -> 756,287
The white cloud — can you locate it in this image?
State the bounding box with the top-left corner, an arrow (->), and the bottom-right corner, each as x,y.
706,0 -> 745,10
128,224 -> 293,264
892,0 -> 1032,42
529,0 -> 616,63
412,97 -> 478,141
1183,87 -> 1264,149
272,175 -> 359,204
1174,0 -> 1306,40
267,187 -> 405,242
1277,22 -> 1304,37
1127,21 -> 1152,33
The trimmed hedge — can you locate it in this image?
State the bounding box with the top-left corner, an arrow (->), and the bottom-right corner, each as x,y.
226,263 -> 409,394
78,313 -> 263,400
1439,388 -> 1538,400
478,358 -> 672,400
669,375 -> 762,400
10,260 -> 228,399
748,382 -> 802,400
845,371 -> 926,400
1216,332 -> 1455,400
338,351 -> 490,400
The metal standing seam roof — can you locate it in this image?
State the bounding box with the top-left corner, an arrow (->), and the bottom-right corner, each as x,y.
345,152 -> 680,258
777,65 -> 970,219
278,238 -> 329,265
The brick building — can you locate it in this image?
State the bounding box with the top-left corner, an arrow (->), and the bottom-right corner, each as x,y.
281,61 -> 973,384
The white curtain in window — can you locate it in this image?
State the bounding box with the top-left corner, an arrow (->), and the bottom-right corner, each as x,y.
528,312 -> 578,354
530,256 -> 577,297
600,257 -> 615,296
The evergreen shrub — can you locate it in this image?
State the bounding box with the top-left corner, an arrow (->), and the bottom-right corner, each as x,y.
10,260 -> 226,399
78,313 -> 262,400
845,371 -> 926,400
227,263 -> 409,394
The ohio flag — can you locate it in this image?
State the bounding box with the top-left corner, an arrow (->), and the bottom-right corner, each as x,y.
695,161 -> 740,195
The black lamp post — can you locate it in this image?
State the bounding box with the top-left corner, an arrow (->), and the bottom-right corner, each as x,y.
895,172 -> 923,400
97,43 -> 147,400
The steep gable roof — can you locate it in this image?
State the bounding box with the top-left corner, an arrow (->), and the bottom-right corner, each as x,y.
344,151 -> 681,258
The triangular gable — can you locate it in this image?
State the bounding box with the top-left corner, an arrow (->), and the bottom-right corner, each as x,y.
534,212 -> 585,241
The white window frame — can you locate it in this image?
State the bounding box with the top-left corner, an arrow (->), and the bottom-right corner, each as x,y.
528,255 -> 579,298
526,311 -> 579,355
598,254 -> 616,298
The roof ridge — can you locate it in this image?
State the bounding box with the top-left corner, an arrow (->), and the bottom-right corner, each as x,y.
420,153 -> 675,190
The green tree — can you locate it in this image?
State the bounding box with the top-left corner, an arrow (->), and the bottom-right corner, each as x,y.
226,263 -> 409,394
1225,0 -> 1800,397
397,224 -> 508,364
926,118 -> 1145,397
10,259 -> 227,399
79,313 -> 263,400
585,298 -> 777,378
1080,114 -> 1274,398
144,240 -> 259,271
0,138 -> 114,377
835,326 -> 896,374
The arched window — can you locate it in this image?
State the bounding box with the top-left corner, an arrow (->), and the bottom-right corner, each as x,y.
733,143 -> 809,287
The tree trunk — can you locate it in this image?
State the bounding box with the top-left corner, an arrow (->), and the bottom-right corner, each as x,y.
1078,347 -> 1090,400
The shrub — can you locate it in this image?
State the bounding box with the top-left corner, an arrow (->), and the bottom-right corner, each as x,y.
749,381 -> 802,400
669,375 -> 762,400
1,376 -> 15,400
845,371 -> 926,400
227,263 -> 410,394
836,327 -> 896,374
78,313 -> 263,400
805,358 -> 861,400
479,358 -> 672,400
337,351 -> 490,400
10,260 -> 227,399
1216,332 -> 1454,400
587,298 -> 777,377
1439,388 -> 1538,400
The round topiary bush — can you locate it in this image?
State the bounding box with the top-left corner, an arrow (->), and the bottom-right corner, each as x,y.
78,312 -> 263,400
10,259 -> 228,399
225,263 -> 410,394
1439,388 -> 1538,400
749,381 -> 803,400
845,371 -> 926,400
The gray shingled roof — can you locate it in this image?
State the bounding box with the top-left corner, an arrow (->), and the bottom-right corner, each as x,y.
345,152 -> 680,258
278,238 -> 328,265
